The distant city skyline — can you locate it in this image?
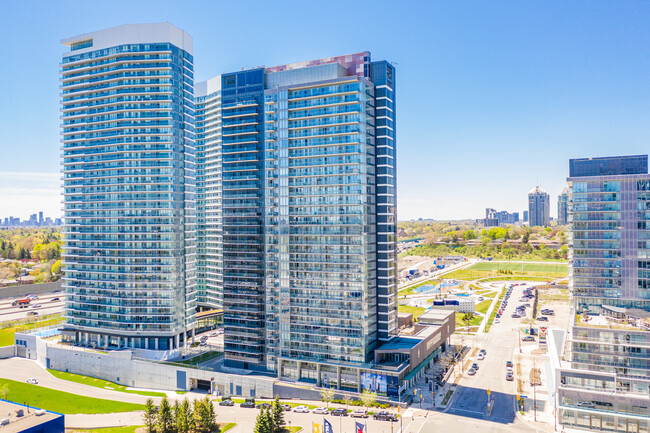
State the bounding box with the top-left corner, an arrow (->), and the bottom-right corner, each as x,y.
1,1 -> 649,221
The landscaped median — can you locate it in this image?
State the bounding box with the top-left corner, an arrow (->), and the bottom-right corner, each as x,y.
484,286 -> 507,333
0,378 -> 146,414
47,369 -> 166,397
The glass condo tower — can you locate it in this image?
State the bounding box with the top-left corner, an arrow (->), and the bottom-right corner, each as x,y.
60,24 -> 197,350
558,155 -> 650,431
195,54 -> 398,376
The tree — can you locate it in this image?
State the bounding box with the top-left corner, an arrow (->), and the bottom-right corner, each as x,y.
462,312 -> 474,331
254,407 -> 272,433
157,396 -> 174,433
343,393 -> 353,410
142,398 -> 157,433
319,386 -> 336,408
271,395 -> 285,433
178,398 -> 193,433
360,390 -> 377,410
195,396 -> 216,433
51,260 -> 62,276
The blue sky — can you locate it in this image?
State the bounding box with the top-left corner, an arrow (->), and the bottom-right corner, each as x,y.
1,0 -> 649,221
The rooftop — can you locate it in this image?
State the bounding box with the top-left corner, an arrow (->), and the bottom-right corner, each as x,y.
0,400 -> 63,433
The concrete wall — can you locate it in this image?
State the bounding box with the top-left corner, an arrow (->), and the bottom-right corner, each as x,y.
16,332 -> 275,397
0,281 -> 62,298
0,345 -> 16,359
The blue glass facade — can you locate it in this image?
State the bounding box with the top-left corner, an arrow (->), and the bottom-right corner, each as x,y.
558,155 -> 650,431
60,24 -> 196,350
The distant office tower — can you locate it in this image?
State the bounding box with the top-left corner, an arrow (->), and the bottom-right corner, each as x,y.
512,212 -> 519,223
482,208 -> 518,226
557,187 -> 569,225
528,186 -> 550,227
60,24 -> 196,350
38,211 -> 43,225
195,53 -> 400,376
523,210 -> 529,222
555,155 -> 650,431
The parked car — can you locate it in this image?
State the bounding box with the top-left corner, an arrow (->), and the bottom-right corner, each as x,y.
477,353 -> 485,360
313,407 -> 329,415
506,372 -> 514,381
240,400 -> 256,409
293,405 -> 310,413
351,409 -> 368,418
26,378 -> 38,384
538,316 -> 549,322
257,403 -> 271,409
281,404 -> 292,412
373,411 -> 398,421
494,318 -> 500,324
472,363 -> 479,370
506,361 -> 513,368
468,367 -> 477,376
522,336 -> 536,342
331,408 -> 348,416
577,401 -> 595,408
219,399 -> 234,406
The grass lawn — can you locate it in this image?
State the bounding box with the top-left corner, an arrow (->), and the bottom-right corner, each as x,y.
71,426 -> 144,433
47,370 -> 166,397
455,313 -> 482,329
475,299 -> 492,315
285,427 -> 302,433
442,262 -> 567,282
0,314 -> 64,347
219,423 -> 237,432
539,288 -> 569,302
176,351 -> 223,365
398,304 -> 427,320
0,378 -> 146,414
484,286 -> 507,333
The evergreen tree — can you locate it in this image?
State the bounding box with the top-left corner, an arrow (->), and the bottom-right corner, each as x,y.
179,398 -> 193,433
271,395 -> 285,433
254,408 -> 272,433
142,398 -> 157,433
157,396 -> 174,433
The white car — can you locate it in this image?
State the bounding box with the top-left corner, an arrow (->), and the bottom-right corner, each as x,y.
313,407 -> 329,414
494,318 -> 500,324
293,405 -> 310,413
26,378 -> 38,384
477,353 -> 485,360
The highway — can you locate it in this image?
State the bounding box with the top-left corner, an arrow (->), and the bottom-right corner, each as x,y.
0,292 -> 64,322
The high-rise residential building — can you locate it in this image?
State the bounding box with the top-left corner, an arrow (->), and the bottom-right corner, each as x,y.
523,210 -> 529,222
60,23 -> 197,350
552,155 -> 650,431
528,185 -> 550,227
38,211 -> 44,225
558,187 -> 569,225
195,53 -> 400,375
56,23 -> 446,399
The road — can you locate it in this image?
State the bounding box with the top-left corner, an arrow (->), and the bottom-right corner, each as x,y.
443,281 -> 553,433
0,292 -> 64,322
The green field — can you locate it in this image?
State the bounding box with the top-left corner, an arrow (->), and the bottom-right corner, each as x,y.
47,370 -> 165,397
484,286 -> 507,333
455,313 -> 482,329
0,378 -> 146,414
398,305 -> 427,320
71,426 -> 144,433
475,299 -> 493,315
0,314 -> 64,347
442,262 -> 566,281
